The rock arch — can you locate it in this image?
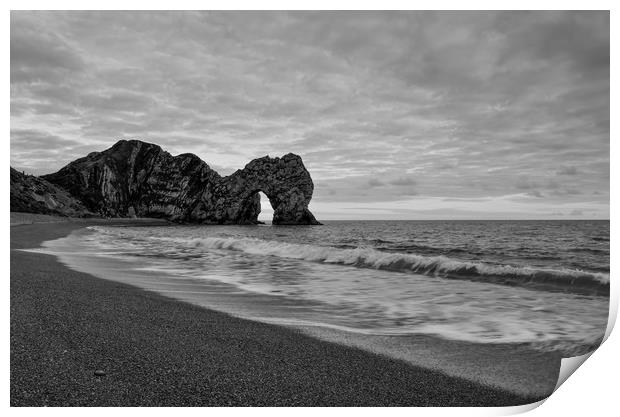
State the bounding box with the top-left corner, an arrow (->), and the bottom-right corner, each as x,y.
40,141 -> 321,225
213,153 -> 320,225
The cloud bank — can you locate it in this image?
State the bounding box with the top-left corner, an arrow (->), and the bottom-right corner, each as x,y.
11,11 -> 609,219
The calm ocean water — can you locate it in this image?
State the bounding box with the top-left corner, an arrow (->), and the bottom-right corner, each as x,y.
39,220 -> 609,356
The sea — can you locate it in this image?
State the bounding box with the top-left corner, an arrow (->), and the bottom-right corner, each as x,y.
36,220 -> 609,358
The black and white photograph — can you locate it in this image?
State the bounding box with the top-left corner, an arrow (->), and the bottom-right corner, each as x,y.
9,7 -> 612,408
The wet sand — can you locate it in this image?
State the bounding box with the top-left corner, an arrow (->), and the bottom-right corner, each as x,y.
10,218 -> 558,406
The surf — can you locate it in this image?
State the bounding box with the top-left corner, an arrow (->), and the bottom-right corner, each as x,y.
129,234 -> 611,296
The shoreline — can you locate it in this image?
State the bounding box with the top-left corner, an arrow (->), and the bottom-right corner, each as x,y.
11,218 -> 556,406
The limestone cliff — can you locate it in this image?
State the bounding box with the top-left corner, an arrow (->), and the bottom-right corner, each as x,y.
40,140 -> 321,225
10,168 -> 93,217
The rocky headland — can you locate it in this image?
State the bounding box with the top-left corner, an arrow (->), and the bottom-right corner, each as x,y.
11,140 -> 321,225
10,167 -> 94,217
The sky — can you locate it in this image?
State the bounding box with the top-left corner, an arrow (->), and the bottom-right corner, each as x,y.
10,11 -> 609,220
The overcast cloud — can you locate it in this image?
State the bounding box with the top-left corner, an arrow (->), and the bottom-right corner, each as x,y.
10,11 -> 609,219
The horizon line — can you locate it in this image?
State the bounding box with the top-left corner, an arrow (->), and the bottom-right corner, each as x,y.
259,218 -> 610,222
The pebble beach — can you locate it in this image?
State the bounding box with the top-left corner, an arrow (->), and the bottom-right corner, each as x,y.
10,216 -> 557,406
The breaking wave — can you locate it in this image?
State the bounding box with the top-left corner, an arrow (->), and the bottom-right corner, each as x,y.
183,236 -> 609,296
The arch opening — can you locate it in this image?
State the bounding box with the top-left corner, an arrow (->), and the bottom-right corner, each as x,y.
257,191 -> 274,224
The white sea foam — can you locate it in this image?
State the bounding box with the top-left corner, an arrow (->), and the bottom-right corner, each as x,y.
37,225 -> 610,356
179,236 -> 609,294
